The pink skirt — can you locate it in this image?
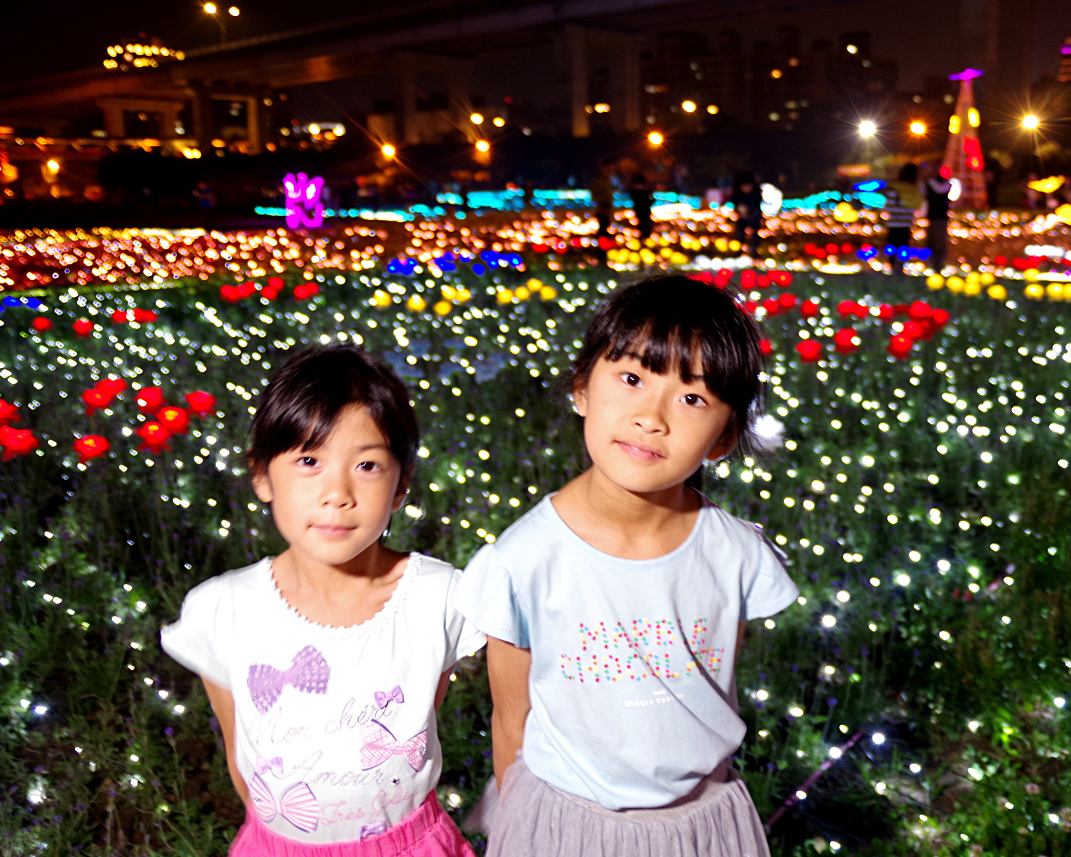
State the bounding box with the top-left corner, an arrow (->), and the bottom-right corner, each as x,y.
229,791 -> 477,857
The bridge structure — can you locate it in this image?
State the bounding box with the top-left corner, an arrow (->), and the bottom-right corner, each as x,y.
0,0 -> 742,155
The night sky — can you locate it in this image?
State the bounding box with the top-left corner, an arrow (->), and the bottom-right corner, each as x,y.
3,0 -> 1069,89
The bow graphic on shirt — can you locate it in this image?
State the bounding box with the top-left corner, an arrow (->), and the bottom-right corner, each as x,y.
360,719 -> 428,771
247,645 -> 330,713
249,774 -> 320,832
255,755 -> 284,777
374,685 -> 404,709
360,821 -> 388,839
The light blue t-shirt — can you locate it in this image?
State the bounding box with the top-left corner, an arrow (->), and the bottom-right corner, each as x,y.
452,493 -> 798,810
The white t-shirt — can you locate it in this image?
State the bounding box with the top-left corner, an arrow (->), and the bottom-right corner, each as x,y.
452,494 -> 797,810
161,553 -> 485,844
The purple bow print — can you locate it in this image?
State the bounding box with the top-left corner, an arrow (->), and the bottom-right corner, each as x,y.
374,685 -> 404,709
360,719 -> 428,772
360,822 -> 388,840
249,774 -> 320,832
255,755 -> 284,777
247,646 -> 330,713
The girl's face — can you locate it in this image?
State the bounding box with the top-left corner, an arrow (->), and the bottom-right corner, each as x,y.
252,404 -> 408,576
574,351 -> 736,499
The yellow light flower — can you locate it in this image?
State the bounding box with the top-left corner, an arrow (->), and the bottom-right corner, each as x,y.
514,286 -> 531,300
496,289 -> 514,304
433,300 -> 452,316
946,276 -> 965,293
926,274 -> 945,290
1024,283 -> 1045,300
986,284 -> 1007,300
406,295 -> 427,312
539,286 -> 557,301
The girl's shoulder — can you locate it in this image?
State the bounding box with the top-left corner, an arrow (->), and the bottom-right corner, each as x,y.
182,556 -> 272,606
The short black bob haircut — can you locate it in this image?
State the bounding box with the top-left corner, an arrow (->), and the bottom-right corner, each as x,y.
571,275 -> 765,455
247,344 -> 418,479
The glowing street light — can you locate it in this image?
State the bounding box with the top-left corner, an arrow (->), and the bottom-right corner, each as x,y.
470,112 -> 484,125
647,130 -> 664,146
681,100 -> 697,113
858,120 -> 877,139
228,5 -> 240,15
474,139 -> 490,153
1022,114 -> 1040,131
381,143 -> 396,159
909,121 -> 926,136
203,2 -> 217,12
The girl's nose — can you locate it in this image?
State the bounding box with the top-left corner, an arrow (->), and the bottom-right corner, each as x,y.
320,472 -> 357,507
632,400 -> 668,433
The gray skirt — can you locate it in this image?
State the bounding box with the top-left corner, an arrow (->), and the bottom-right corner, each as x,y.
484,758 -> 771,857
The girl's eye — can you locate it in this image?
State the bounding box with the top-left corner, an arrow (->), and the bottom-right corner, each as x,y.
297,456 -> 319,467
682,393 -> 707,407
357,461 -> 381,472
621,372 -> 642,387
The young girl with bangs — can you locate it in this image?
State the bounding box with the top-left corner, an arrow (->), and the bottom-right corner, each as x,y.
454,276 -> 798,857
162,345 -> 484,857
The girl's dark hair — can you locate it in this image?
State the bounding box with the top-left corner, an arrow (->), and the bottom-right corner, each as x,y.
248,345 -> 418,478
571,275 -> 765,455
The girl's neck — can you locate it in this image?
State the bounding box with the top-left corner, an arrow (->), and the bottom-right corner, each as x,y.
551,469 -> 700,560
271,544 -> 408,628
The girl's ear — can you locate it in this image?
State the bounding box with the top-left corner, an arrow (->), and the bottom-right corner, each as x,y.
572,381 -> 589,418
705,429 -> 738,463
252,470 -> 274,504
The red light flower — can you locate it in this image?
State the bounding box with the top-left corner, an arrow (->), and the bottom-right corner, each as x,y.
268,276 -> 284,290
132,308 -> 158,324
136,386 -> 166,414
770,270 -> 793,286
888,333 -> 914,359
73,319 -> 95,337
834,329 -> 860,354
111,310 -> 130,324
185,391 -> 217,417
901,320 -> 924,340
157,406 -> 190,435
795,340 -> 823,363
97,378 -> 127,397
740,270 -> 757,290
220,285 -> 242,303
759,338 -> 774,356
31,317 -> 53,332
0,399 -> 18,425
74,434 -> 110,463
136,422 -> 171,453
530,243 -> 549,253
83,388 -> 113,416
877,303 -> 896,322
238,281 -> 257,298
596,236 -> 617,251
837,300 -> 858,318
294,282 -> 321,300
800,299 -> 819,318
778,293 -> 798,311
0,427 -> 38,461
761,297 -> 780,316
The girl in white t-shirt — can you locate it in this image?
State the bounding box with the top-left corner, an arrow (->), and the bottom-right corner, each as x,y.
162,345 -> 484,857
453,276 -> 797,857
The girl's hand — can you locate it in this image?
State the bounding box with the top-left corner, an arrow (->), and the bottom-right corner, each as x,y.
487,637 -> 532,790
202,677 -> 249,805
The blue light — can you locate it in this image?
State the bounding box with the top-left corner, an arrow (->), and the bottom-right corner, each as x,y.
853,180 -> 886,193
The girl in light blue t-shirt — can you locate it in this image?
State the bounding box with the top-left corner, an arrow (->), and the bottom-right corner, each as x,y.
454,276 -> 798,857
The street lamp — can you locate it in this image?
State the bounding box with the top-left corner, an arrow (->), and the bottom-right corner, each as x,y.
859,120 -> 877,139
681,100 -> 697,114
381,143 -> 396,159
1022,114 -> 1040,131
909,121 -> 926,136
647,130 -> 664,146
470,113 -> 484,126
474,139 -> 490,153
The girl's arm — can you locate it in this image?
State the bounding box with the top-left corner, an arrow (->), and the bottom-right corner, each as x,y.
434,670 -> 453,709
735,621 -> 746,666
486,636 -> 531,790
201,677 -> 249,805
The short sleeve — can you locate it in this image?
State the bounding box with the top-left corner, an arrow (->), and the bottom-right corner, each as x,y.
443,567 -> 487,669
160,576 -> 232,688
741,530 -> 799,621
450,544 -> 530,647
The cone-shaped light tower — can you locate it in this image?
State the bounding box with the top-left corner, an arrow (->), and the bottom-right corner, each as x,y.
943,68 -> 988,209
